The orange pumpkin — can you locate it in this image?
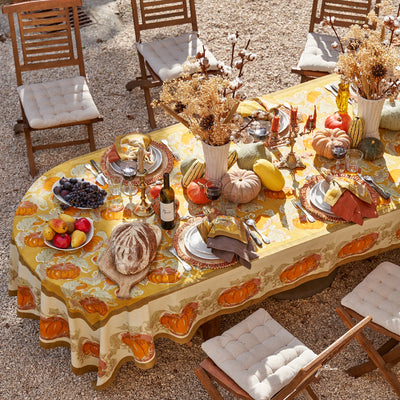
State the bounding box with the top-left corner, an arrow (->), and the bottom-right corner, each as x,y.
46,263 -> 80,280
79,297 -> 108,316
15,201 -> 37,216
280,254 -> 321,283
338,232 -> 379,258
17,286 -> 36,310
40,316 -> 70,340
160,302 -> 198,336
293,217 -> 324,230
24,232 -> 45,247
121,333 -> 155,362
218,279 -> 261,307
148,267 -> 181,284
186,178 -> 210,205
82,340 -> 100,358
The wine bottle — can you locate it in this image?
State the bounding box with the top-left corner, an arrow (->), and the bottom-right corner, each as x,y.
160,172 -> 175,230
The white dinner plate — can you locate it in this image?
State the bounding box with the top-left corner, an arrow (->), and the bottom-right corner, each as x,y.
247,109 -> 289,136
52,181 -> 106,210
184,224 -> 220,260
110,145 -> 162,176
44,218 -> 94,251
309,181 -> 337,217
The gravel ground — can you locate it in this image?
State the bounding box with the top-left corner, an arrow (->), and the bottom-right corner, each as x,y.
0,0 -> 399,399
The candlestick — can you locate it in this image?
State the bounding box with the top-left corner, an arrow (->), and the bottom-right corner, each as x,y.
133,170 -> 154,217
138,146 -> 145,174
302,105 -> 317,135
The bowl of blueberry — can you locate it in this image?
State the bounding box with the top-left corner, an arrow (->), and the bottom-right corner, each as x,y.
52,177 -> 107,210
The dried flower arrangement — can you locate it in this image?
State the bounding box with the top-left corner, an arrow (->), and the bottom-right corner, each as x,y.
152,32 -> 257,146
323,0 -> 400,100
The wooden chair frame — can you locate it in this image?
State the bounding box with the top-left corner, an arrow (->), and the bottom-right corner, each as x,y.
3,0 -> 102,176
126,0 -> 199,128
195,315 -> 371,400
337,305 -> 400,397
291,0 -> 381,83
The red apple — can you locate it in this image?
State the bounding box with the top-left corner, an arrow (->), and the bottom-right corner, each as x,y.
149,184 -> 163,200
74,218 -> 91,233
53,233 -> 71,249
324,112 -> 352,133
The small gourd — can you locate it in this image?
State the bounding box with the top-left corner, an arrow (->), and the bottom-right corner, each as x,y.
181,160 -> 205,188
357,137 -> 385,161
348,116 -> 365,148
227,149 -> 238,169
311,127 -> 350,159
180,156 -> 197,176
253,159 -> 285,191
221,168 -> 261,203
237,142 -> 272,170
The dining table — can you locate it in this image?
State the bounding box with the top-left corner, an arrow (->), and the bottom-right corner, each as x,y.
9,73 -> 400,390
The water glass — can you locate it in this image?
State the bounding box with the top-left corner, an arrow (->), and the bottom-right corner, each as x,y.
346,149 -> 363,173
109,174 -> 123,196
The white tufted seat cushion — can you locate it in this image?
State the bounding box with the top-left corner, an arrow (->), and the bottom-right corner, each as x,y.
297,32 -> 338,73
201,308 -> 317,400
341,261 -> 400,336
136,32 -> 218,81
18,76 -> 100,129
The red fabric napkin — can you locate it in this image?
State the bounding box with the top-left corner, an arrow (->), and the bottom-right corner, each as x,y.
331,189 -> 378,225
107,144 -> 121,163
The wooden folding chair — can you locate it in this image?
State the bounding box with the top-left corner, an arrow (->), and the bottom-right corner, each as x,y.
291,0 -> 381,83
195,308 -> 371,400
126,0 -> 218,128
3,0 -> 102,176
337,261 -> 400,397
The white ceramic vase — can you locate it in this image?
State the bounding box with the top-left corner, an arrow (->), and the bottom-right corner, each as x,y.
201,141 -> 230,181
356,94 -> 385,139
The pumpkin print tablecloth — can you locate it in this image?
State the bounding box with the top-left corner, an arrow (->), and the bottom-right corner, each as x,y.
9,74 -> 400,389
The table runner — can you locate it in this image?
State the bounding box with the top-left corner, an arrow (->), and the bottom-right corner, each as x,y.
9,74 -> 400,389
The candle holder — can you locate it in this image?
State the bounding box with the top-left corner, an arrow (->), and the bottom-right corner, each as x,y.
133,170 -> 154,217
278,126 -> 305,171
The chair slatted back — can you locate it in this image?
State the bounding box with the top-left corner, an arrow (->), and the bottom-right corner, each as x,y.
131,0 -> 198,42
309,0 -> 381,32
3,0 -> 85,86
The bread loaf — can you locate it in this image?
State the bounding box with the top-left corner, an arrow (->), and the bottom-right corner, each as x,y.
110,222 -> 161,275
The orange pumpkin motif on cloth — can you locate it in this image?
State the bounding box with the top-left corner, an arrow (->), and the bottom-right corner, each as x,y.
24,232 -> 45,247
15,201 -> 37,216
265,187 -> 295,200
280,254 -> 321,284
42,177 -> 60,191
98,359 -> 107,378
82,235 -> 103,252
218,279 -> 261,307
101,205 -> 125,221
293,217 -> 324,230
79,297 -> 108,316
17,286 -> 36,310
338,232 -> 379,258
160,302 -> 198,336
40,316 -> 70,340
148,267 -> 181,284
46,263 -> 80,280
121,333 -> 155,362
82,340 -> 100,358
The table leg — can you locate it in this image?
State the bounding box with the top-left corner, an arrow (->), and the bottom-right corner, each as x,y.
200,316 -> 221,340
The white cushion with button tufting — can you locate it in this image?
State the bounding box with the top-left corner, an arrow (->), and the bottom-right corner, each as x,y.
17,76 -> 100,129
341,261 -> 400,336
297,32 -> 338,73
136,32 -> 218,82
201,308 -> 317,400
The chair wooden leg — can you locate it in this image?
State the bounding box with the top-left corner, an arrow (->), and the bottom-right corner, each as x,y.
24,128 -> 36,177
143,86 -> 156,129
303,385 -> 319,400
87,123 -> 96,152
336,306 -> 400,397
194,365 -> 225,400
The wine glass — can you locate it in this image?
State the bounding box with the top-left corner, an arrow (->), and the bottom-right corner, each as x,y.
121,160 -> 138,219
331,145 -> 347,174
205,178 -> 222,210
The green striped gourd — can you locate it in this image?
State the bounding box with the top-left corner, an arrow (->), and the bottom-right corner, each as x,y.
348,116 -> 364,148
181,160 -> 205,188
227,150 -> 238,169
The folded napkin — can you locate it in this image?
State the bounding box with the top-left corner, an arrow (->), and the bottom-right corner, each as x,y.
238,97 -> 280,118
324,177 -> 372,206
107,144 -> 121,163
114,133 -> 152,161
197,214 -> 258,269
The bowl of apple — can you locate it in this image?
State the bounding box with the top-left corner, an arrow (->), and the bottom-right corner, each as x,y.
42,214 -> 94,251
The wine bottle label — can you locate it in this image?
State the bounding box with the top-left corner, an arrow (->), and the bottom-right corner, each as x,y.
160,202 -> 175,222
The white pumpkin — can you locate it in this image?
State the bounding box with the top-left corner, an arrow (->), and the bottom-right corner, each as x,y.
221,168 -> 261,203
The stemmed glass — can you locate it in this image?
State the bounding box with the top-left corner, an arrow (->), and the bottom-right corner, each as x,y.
331,145 -> 347,174
121,160 -> 138,219
205,178 -> 222,209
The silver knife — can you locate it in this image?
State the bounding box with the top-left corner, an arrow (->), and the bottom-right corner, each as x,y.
90,159 -> 108,185
357,174 -> 391,199
168,247 -> 192,271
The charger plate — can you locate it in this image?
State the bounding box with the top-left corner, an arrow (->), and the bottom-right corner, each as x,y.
299,174 -> 378,223
173,217 -> 237,270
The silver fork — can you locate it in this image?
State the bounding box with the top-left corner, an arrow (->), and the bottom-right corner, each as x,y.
161,139 -> 180,160
291,199 -> 315,223
168,247 -> 192,271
